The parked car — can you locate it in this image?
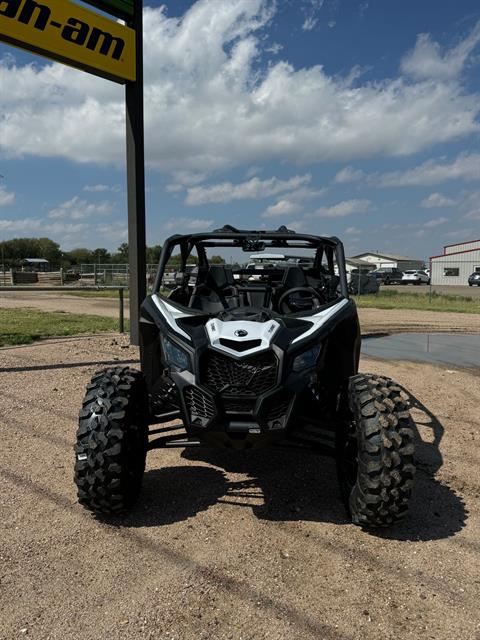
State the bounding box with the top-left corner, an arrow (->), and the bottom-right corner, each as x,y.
402,270 -> 430,285
371,268 -> 404,284
468,272 -> 480,286
347,268 -> 379,294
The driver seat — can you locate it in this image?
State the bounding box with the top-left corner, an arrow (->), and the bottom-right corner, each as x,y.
272,266 -> 307,311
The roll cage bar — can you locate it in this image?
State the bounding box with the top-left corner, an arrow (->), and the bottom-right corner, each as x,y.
153,225 -> 349,298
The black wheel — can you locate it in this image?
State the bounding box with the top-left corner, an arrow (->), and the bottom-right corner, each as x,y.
74,367 -> 148,515
336,373 -> 416,528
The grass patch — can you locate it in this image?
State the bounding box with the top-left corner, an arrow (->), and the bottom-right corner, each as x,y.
354,290 -> 480,314
0,308 -> 127,346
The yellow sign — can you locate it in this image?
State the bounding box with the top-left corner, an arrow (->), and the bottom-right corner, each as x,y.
0,0 -> 135,83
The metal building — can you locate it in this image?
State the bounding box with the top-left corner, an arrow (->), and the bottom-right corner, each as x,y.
351,252 -> 424,271
430,239 -> 480,285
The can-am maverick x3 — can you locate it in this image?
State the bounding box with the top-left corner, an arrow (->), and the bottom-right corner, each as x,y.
74,226 -> 415,528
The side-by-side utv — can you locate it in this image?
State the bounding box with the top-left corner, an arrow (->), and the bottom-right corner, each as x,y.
74,226 -> 415,528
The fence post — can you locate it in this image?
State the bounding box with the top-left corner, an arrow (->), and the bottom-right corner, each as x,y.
119,288 -> 125,334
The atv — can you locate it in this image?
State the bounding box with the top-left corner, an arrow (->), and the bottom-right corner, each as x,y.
74,226 -> 415,528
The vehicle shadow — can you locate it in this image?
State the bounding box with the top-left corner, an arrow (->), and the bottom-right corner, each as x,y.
124,387 -> 467,541
374,385 -> 468,542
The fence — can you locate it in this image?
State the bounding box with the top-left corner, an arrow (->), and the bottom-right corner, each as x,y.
0,270 -> 79,286
78,263 -> 158,286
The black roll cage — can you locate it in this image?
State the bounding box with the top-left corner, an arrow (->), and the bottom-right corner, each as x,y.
153,226 -> 349,299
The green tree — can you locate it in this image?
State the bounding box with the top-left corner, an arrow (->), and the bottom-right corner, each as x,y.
66,248 -> 94,265
0,237 -> 61,267
146,244 -> 162,264
92,248 -> 111,263
112,242 -> 129,263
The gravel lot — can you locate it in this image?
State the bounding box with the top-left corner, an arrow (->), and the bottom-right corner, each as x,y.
1,330 -> 479,640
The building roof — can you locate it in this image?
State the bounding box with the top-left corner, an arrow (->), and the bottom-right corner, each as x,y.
430,246 -> 480,260
351,251 -> 420,262
23,258 -> 49,263
346,257 -> 373,266
444,238 -> 480,250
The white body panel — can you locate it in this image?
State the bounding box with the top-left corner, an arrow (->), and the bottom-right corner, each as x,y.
291,298 -> 350,344
206,318 -> 280,356
152,294 -> 350,354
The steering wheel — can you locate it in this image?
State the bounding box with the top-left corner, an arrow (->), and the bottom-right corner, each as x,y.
278,287 -> 324,314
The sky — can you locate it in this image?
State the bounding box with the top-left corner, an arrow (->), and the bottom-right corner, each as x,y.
1,0 -> 480,261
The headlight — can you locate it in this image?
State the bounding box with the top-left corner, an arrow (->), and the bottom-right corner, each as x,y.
163,338 -> 191,372
293,345 -> 321,372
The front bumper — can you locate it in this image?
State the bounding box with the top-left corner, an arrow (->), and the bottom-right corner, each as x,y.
170,347 -> 311,438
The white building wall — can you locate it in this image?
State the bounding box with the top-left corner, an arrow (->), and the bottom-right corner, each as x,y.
444,239 -> 480,255
355,254 -> 423,270
355,255 -> 396,268
431,250 -> 480,285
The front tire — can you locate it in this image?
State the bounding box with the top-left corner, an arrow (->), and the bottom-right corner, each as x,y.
74,367 -> 148,515
336,373 -> 416,528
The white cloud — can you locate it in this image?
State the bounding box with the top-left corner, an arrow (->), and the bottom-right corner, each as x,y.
0,185 -> 15,206
48,196 -> 114,220
0,217 -> 88,235
245,165 -> 263,178
345,226 -> 362,235
334,166 -> 365,184
302,17 -> 318,31
262,199 -> 302,217
443,228 -> 475,240
285,219 -> 305,231
261,183 -> 326,217
265,43 -> 283,54
374,152 -> 480,187
420,192 -> 456,208
186,174 -> 311,205
164,217 -> 214,231
401,23 -> 480,80
423,217 -> 449,228
95,222 -> 128,242
166,171 -> 208,193
314,199 -> 372,218
0,3 -> 479,171
464,209 -> 480,220
83,184 -> 120,193
0,217 -> 39,232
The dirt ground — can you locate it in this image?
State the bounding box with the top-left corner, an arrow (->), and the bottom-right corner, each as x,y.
1,290 -> 480,335
0,330 -> 479,640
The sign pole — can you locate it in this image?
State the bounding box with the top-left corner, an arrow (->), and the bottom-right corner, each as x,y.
126,0 -> 146,346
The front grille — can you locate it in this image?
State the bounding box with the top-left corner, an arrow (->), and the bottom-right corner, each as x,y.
184,386 -> 215,427
201,350 -> 278,396
222,397 -> 256,413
